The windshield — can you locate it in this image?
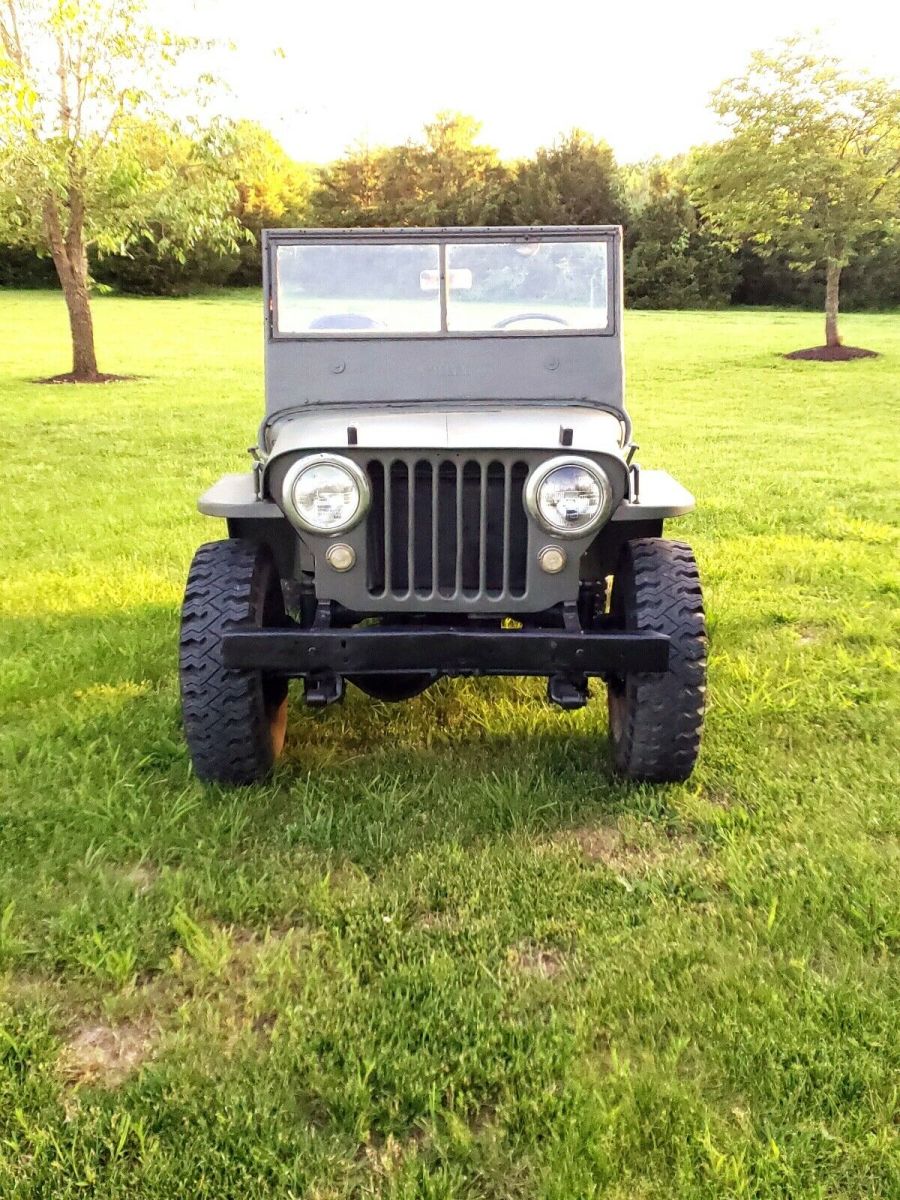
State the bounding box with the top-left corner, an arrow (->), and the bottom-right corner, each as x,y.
275,243 -> 441,334
446,241 -> 608,331
273,236 -> 611,335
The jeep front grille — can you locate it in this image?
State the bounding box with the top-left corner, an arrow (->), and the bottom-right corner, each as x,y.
365,456 -> 530,601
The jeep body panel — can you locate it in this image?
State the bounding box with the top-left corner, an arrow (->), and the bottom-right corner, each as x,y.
261,405 -> 627,460
263,333 -> 626,417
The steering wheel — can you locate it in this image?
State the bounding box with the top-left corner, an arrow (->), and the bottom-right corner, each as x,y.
493,312 -> 570,330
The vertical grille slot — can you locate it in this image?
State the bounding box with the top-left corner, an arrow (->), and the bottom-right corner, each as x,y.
413,459 -> 434,595
437,461 -> 458,596
485,461 -> 505,597
389,460 -> 409,593
508,462 -> 529,597
367,455 -> 530,602
461,460 -> 481,596
366,460 -> 385,594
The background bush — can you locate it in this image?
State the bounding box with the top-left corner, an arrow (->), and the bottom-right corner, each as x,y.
0,245 -> 56,288
2,114 -> 897,310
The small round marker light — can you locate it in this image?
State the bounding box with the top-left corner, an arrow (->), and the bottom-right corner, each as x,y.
538,545 -> 567,574
325,543 -> 356,572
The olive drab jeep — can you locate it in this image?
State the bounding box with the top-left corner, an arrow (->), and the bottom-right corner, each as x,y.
179,226 -> 707,784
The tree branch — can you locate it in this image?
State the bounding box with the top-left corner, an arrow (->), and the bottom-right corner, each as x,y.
0,0 -> 25,68
55,28 -> 71,139
868,154 -> 900,203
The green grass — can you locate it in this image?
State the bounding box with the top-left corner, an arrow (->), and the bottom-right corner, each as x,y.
0,290 -> 898,1198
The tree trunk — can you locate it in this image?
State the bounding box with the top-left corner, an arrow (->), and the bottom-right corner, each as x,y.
42,194 -> 100,380
62,266 -> 99,379
825,260 -> 842,348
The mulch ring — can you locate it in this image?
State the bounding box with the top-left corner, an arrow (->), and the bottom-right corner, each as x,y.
783,345 -> 878,362
35,372 -> 137,384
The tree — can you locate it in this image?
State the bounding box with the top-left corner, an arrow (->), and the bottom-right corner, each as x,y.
511,130 -> 628,227
89,120 -> 252,295
0,0 -> 242,380
312,141 -> 392,227
691,37 -> 900,357
624,161 -> 737,309
222,120 -> 313,284
229,121 -> 313,233
410,113 -> 511,226
311,113 -> 512,228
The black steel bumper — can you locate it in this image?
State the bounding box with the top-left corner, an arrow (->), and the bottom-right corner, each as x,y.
221,626 -> 670,677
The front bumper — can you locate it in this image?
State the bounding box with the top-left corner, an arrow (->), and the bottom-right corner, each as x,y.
221,625 -> 670,678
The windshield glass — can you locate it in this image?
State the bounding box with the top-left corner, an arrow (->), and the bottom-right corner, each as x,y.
446,241 -> 609,331
275,243 -> 441,333
273,237 -> 611,334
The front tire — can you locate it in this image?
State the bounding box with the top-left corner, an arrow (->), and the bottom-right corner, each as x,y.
179,540 -> 289,785
606,538 -> 707,782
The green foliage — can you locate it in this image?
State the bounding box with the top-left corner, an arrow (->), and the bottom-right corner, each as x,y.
735,229 -> 900,310
89,120 -> 252,295
1,293 -> 899,1194
625,162 -> 737,309
0,242 -> 55,287
312,113 -> 512,228
86,120 -> 315,294
91,238 -> 237,296
312,142 -> 387,226
224,120 -> 315,285
691,38 -> 900,267
509,129 -> 627,226
228,120 -> 314,234
0,2 -> 241,260
411,112 -> 512,226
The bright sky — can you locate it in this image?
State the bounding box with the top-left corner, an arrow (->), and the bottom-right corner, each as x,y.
169,0 -> 898,164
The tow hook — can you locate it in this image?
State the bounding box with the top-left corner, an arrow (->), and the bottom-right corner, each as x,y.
303,672 -> 345,708
547,673 -> 590,710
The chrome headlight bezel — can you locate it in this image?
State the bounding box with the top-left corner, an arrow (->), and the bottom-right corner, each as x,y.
281,453 -> 370,535
524,455 -> 613,539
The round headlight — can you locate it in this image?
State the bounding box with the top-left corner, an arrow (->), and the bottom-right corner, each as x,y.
282,455 -> 369,534
526,458 -> 612,537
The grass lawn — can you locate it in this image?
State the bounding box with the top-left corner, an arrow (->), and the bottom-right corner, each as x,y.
0,290 -> 898,1198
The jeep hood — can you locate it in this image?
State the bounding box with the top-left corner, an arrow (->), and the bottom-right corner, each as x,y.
261,403 -> 628,465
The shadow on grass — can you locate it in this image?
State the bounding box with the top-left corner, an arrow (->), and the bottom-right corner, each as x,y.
1,605 -> 672,872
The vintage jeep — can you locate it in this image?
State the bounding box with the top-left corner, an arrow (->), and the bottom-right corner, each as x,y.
180,226 -> 707,784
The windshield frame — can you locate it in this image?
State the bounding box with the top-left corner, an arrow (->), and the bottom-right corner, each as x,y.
265,226 -> 620,341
